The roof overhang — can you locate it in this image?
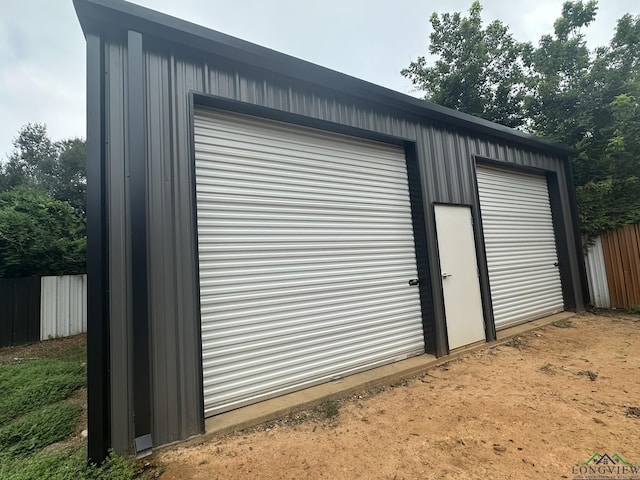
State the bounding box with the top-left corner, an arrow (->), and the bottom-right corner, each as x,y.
74,0 -> 576,157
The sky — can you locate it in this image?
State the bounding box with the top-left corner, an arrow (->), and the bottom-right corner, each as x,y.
0,0 -> 637,160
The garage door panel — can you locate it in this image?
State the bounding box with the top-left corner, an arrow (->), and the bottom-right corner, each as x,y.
195,108 -> 425,416
477,167 -> 564,329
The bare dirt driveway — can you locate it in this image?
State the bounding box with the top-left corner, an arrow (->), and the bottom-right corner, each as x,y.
157,313 -> 640,480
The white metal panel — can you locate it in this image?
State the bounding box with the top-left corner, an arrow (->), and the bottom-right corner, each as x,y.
195,108 -> 424,416
40,274 -> 87,340
434,205 -> 486,349
584,236 -> 610,308
477,167 -> 564,329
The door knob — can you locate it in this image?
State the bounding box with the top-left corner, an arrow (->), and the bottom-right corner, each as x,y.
408,278 -> 419,286
441,272 -> 452,279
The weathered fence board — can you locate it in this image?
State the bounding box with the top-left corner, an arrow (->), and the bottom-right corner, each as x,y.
601,224 -> 640,309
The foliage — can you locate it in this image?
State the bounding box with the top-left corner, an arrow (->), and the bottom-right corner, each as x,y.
0,448 -> 142,480
0,358 -> 86,425
0,402 -> 80,458
576,177 -> 640,238
0,124 -> 86,213
0,186 -> 86,277
0,338 -> 142,480
401,1 -> 528,128
403,1 -> 640,237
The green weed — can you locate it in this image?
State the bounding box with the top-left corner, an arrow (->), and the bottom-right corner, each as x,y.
628,305 -> 640,315
0,448 -> 142,480
320,400 -> 340,420
0,359 -> 85,425
0,402 -> 80,458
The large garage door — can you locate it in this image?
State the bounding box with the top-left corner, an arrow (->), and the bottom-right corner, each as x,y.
477,167 -> 564,329
194,108 -> 425,416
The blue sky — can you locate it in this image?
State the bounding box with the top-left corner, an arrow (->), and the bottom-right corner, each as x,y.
0,0 -> 636,159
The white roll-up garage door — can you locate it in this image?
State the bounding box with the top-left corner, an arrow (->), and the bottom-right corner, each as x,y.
477,166 -> 564,329
194,108 -> 425,416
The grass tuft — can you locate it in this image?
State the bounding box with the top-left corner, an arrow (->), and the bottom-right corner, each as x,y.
0,402 -> 80,459
0,359 -> 85,425
320,400 -> 340,420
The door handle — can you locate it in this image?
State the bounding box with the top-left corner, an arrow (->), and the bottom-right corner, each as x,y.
441,272 -> 452,279
408,278 -> 419,286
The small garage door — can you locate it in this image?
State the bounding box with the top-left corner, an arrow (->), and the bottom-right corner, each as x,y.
477,166 -> 564,329
194,108 -> 425,416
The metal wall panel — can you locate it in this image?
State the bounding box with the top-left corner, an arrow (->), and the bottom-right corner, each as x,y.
98,36 -> 585,450
0,277 -> 40,347
477,167 -> 564,328
40,275 -> 87,340
194,108 -> 425,415
584,236 -> 610,308
104,38 -> 135,453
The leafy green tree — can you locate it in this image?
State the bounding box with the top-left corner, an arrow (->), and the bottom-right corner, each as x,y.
401,1 -> 529,128
403,1 -> 640,238
0,186 -> 86,278
1,124 -> 86,213
524,0 -> 597,146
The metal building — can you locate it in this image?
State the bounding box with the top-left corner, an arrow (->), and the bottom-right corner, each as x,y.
74,0 -> 588,460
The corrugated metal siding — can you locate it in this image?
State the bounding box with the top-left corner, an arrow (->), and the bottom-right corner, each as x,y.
104,38 -> 135,453
194,108 -> 424,415
584,236 -> 610,308
0,277 -> 41,347
100,36 -> 585,450
477,167 -> 564,328
40,275 -> 87,340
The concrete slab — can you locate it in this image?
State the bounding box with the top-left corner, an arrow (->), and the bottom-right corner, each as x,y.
196,311 -> 576,444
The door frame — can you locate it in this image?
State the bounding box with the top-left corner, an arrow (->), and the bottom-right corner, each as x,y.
432,201 -> 491,351
433,203 -> 487,350
189,92 -> 441,422
471,156 -> 577,318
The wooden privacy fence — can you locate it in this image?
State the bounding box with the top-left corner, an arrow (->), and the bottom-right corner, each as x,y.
585,224 -> 640,309
0,274 -> 87,347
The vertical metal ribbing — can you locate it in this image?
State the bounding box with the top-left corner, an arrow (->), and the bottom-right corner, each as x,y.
127,30 -> 152,453
86,32 -> 110,464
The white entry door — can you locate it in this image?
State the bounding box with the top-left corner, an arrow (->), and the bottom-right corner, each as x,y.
434,205 -> 486,350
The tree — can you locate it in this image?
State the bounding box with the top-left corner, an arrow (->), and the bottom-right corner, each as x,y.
0,186 -> 86,278
403,1 -> 640,238
1,123 -> 86,213
524,0 -> 598,147
401,1 -> 529,128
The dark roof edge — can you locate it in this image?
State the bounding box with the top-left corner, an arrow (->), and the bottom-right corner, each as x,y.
73,0 -> 576,157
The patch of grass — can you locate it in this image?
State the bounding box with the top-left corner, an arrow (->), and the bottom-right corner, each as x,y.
0,402 -> 80,459
577,370 -> 598,381
0,448 -> 144,480
0,448 -> 86,480
0,337 -> 144,480
50,341 -> 87,363
552,319 -> 575,328
319,400 -> 340,420
628,305 -> 640,315
0,359 -> 85,425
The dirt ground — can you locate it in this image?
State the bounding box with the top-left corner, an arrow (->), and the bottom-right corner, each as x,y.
157,313 -> 640,480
